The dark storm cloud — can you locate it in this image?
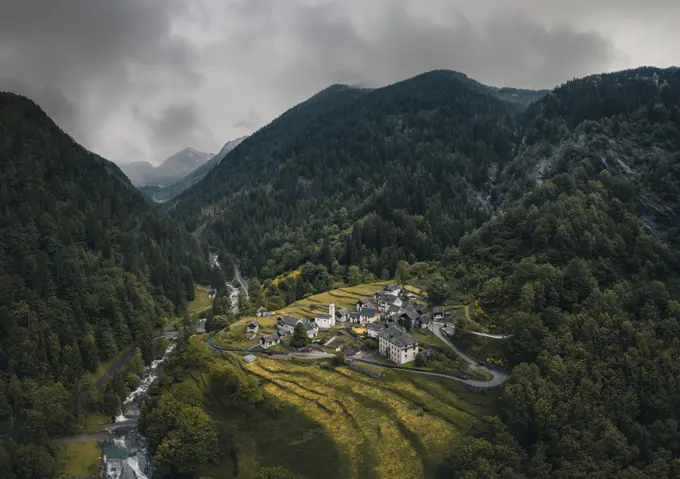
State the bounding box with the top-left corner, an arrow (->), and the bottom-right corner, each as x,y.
144,102 -> 216,157
0,0 -> 202,161
148,103 -> 202,145
221,0 -> 613,92
1,0 -> 677,164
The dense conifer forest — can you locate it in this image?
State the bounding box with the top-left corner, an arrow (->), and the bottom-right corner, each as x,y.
0,93 -> 207,476
170,72 -> 526,282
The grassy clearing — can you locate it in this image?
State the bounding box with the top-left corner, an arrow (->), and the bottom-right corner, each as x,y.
188,284 -> 214,315
74,412 -> 110,434
411,329 -> 449,349
212,316 -> 280,350
403,284 -> 423,295
57,440 -> 102,477
213,322 -> 255,350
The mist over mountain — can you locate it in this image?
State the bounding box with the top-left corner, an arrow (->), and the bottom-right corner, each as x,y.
120,147 -> 213,186
139,136 -> 247,203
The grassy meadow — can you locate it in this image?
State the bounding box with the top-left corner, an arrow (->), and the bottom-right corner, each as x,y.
56,440 -> 102,477
190,353 -> 495,479
188,284 -> 214,315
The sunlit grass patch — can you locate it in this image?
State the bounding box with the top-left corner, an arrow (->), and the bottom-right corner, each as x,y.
242,357 -> 482,478
187,284 -> 213,315
57,440 -> 102,477
276,281 -> 394,316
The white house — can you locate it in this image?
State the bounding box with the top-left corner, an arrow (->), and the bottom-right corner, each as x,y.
348,312 -> 362,324
261,333 -> 281,349
384,283 -> 401,297
366,323 -> 385,339
360,307 -> 379,324
314,303 -> 336,329
277,315 -> 301,335
336,307 -> 350,322
257,306 -> 270,318
378,326 -> 419,364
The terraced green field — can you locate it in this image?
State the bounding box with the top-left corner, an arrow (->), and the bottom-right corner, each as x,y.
275,281 -> 393,317
193,355 -> 496,479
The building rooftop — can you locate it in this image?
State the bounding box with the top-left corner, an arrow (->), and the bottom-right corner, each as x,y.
401,305 -> 419,321
262,332 -> 280,342
366,323 -> 386,332
244,355 -> 257,363
303,320 -> 318,331
360,307 -> 377,316
433,306 -> 444,314
386,283 -> 400,292
378,326 -> 418,348
278,315 -> 301,326
315,313 -> 332,320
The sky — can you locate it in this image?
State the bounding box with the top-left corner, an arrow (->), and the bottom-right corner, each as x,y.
0,0 -> 678,166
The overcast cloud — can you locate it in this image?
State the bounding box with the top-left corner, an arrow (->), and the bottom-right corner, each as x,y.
0,0 -> 678,165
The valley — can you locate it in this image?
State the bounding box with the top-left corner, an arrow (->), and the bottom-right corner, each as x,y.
54,279 -> 507,478
2,65 -> 680,479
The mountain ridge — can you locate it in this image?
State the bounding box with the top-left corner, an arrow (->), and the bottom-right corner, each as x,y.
0,90 -> 208,467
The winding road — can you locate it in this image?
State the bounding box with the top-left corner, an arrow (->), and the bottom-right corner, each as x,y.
430,322 -> 509,388
469,331 -> 513,340
205,328 -> 509,389
50,324 -> 510,444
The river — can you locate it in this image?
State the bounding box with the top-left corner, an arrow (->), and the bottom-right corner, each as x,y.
101,342 -> 176,479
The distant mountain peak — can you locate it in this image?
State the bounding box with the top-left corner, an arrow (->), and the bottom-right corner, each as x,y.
119,147 -> 213,186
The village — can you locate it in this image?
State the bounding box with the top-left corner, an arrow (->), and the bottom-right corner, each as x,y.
236,283 -> 456,365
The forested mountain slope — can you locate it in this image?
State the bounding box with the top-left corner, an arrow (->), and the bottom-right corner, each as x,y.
0,92 -> 206,469
502,67 -> 680,241
439,67 -> 680,478
172,71 -> 523,280
167,67 -> 680,477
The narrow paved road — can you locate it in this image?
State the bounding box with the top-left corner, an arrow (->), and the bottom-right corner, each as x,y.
52,325 -> 511,445
206,335 -> 333,359
206,331 -> 508,388
469,331 -> 513,340
431,322 -> 509,388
